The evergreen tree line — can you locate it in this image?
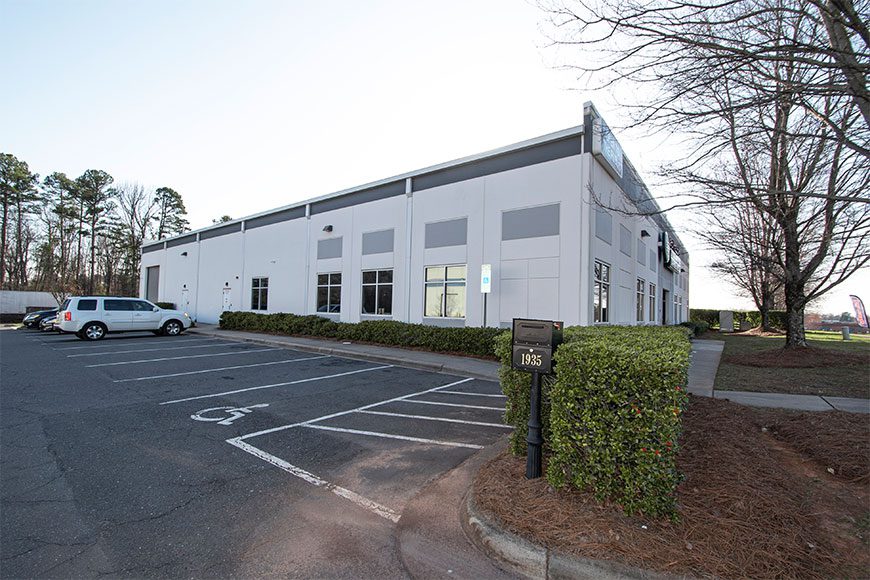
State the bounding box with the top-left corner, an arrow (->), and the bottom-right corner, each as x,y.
0,152 -> 190,298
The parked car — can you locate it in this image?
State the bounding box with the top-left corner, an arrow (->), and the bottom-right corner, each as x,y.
56,296 -> 192,340
22,309 -> 58,329
39,314 -> 58,332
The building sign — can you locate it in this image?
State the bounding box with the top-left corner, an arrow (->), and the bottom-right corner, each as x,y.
661,231 -> 675,271
481,264 -> 492,294
592,118 -> 624,179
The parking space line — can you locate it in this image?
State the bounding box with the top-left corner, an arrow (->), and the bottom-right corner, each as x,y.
303,424 -> 484,449
68,342 -> 240,357
226,438 -> 400,523
159,365 -> 394,405
113,355 -> 330,383
437,390 -> 506,398
237,378 -> 474,440
85,348 -> 279,367
357,410 -> 511,429
401,400 -> 504,411
55,338 -> 221,351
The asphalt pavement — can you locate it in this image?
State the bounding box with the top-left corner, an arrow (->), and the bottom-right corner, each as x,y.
0,328 -> 512,578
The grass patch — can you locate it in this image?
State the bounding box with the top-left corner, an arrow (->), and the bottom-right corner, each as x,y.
712,331 -> 870,399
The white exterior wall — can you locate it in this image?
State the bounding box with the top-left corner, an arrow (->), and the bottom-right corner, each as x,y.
140,127 -> 689,328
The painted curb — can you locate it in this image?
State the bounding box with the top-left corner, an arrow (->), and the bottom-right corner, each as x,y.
463,493 -> 695,580
187,328 -> 499,381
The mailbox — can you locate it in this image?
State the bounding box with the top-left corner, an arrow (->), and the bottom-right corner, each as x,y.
511,318 -> 563,374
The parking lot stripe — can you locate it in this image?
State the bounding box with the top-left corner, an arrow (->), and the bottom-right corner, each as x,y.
113,355 -> 330,383
55,338 -> 220,351
237,378 -> 475,440
357,410 -> 512,429
437,391 -> 507,398
159,365 -> 394,405
67,342 -> 240,357
401,400 -> 504,411
85,348 -> 280,367
302,424 -> 484,449
226,438 -> 400,523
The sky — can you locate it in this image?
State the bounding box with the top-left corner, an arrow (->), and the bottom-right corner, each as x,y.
2,0 -> 866,315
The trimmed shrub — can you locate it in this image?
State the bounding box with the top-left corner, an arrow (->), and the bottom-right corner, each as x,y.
546,326 -> 690,518
689,308 -> 719,328
155,302 -> 176,310
219,311 -> 504,358
679,320 -> 709,336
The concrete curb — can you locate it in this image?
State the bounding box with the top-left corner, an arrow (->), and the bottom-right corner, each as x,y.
187,327 -> 499,381
463,493 -> 694,580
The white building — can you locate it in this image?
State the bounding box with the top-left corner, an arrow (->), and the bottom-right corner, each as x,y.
140,103 -> 690,327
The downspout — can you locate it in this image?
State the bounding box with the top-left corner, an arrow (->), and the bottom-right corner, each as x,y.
304,204 -> 311,314
405,178 -> 413,323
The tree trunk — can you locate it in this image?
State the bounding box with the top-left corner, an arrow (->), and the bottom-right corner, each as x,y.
0,199 -> 7,289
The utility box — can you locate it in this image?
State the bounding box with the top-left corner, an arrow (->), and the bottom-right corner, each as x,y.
511,318 -> 563,374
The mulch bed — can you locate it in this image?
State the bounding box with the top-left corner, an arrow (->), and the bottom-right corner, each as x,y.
723,346 -> 868,368
473,396 -> 870,579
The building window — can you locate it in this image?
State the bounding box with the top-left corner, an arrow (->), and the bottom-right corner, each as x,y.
593,260 -> 610,323
424,265 -> 466,318
636,278 -> 645,323
362,269 -> 393,315
251,277 -> 268,311
649,283 -> 656,322
317,273 -> 342,313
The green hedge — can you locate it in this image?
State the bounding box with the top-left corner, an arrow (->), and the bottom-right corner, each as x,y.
679,320 -> 710,336
219,311 -> 504,358
497,326 -> 690,519
691,308 -> 789,330
155,302 -> 176,310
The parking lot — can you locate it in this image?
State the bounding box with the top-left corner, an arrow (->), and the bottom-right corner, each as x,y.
0,328 -> 509,578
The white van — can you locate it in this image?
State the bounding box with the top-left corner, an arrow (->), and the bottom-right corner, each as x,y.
56,297 -> 192,340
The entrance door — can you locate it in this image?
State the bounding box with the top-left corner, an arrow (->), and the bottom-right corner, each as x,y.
661,289 -> 669,325
146,266 -> 160,302
181,288 -> 190,312
222,287 -> 232,311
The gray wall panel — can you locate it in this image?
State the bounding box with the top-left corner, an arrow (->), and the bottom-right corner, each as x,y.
317,237 -> 343,259
413,137 -> 582,192
594,209 -> 612,244
245,206 -> 306,230
362,229 -> 394,255
501,204 -> 560,241
200,222 -> 242,240
425,218 -> 467,249
166,234 -> 197,248
619,224 -> 632,256
311,181 -> 405,215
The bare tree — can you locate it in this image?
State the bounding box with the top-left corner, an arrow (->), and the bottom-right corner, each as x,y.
542,0 -> 870,347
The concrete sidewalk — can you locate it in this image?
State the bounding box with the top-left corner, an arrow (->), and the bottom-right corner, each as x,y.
688,339 -> 869,414
189,326 -> 869,414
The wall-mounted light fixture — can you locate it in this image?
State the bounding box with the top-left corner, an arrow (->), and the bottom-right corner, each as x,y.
640,230 -> 650,238
181,251 -> 188,257
322,225 -> 333,232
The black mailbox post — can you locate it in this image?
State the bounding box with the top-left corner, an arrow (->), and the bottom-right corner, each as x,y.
511,318 -> 563,479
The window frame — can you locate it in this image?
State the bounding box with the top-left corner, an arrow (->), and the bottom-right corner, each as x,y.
316,272 -> 342,314
423,264 -> 467,319
361,269 -> 394,316
648,283 -> 657,322
593,259 -> 611,324
636,278 -> 646,323
251,276 -> 269,311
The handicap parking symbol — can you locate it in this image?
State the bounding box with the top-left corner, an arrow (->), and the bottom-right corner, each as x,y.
191,403 -> 269,426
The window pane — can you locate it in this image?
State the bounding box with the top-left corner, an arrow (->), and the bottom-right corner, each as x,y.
594,261 -> 601,281
378,270 -> 393,284
251,289 -> 259,310
593,282 -> 601,321
330,273 -> 342,285
329,286 -> 341,311
317,287 -> 328,311
317,274 -> 328,286
362,271 -> 377,284
601,263 -> 610,283
601,286 -> 609,322
132,301 -> 153,311
77,299 -> 97,311
445,282 -> 466,317
425,267 -> 444,282
362,286 -> 376,314
446,265 -> 466,281
260,278 -> 268,288
104,300 -> 131,311
260,290 -> 267,311
424,285 -> 443,317
377,285 -> 392,315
